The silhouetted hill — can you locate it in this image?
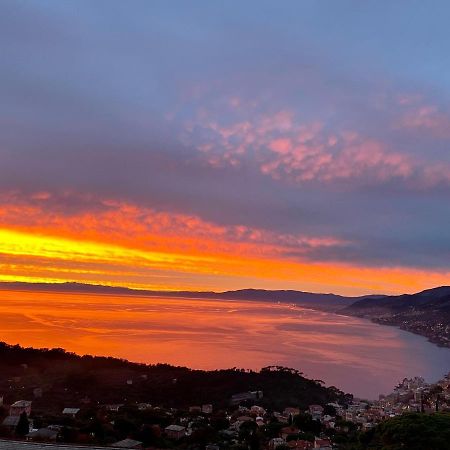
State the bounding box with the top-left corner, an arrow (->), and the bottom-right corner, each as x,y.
343,286 -> 450,314
343,286 -> 450,347
0,282 -> 372,311
0,342 -> 350,412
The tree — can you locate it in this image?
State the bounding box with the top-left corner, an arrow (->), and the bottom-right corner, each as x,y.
15,412 -> 29,437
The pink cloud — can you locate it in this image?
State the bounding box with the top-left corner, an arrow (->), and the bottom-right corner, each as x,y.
183,105 -> 450,190
269,138 -> 292,154
397,101 -> 450,139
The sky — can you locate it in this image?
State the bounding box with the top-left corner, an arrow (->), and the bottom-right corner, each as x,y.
1,1 -> 450,295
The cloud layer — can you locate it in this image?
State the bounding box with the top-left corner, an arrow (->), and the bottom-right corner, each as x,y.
1,1 -> 450,294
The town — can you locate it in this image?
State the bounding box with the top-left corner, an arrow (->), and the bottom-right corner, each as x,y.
1,352 -> 449,450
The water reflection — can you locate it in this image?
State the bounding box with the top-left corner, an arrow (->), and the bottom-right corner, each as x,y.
0,289 -> 449,398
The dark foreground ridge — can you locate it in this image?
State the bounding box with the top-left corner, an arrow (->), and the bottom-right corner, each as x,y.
0,343 -> 450,450
0,342 -> 349,411
1,281 -> 450,347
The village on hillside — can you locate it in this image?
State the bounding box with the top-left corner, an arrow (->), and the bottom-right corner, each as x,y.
1,364 -> 450,450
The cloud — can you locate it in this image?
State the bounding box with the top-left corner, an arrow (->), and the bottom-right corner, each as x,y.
1,1 -> 450,292
182,106 -> 450,189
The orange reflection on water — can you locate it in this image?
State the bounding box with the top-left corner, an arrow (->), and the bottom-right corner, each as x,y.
0,288 -> 449,398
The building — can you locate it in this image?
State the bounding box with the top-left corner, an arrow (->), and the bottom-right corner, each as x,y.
284,407 -> 300,417
280,426 -> 299,440
308,405 -> 324,420
112,439 -> 142,449
9,401 -> 32,417
26,428 -> 59,442
250,405 -> 266,416
103,404 -> 124,412
202,404 -> 213,414
2,416 -> 20,431
205,445 -> 220,450
313,438 -> 332,450
287,441 -> 313,450
62,408 -> 80,417
165,424 -> 186,440
230,391 -> 263,405
269,438 -> 286,450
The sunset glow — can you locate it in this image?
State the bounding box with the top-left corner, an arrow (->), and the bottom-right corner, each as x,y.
1,2 -> 450,296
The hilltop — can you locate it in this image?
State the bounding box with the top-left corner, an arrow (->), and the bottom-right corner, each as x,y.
0,342 -> 350,413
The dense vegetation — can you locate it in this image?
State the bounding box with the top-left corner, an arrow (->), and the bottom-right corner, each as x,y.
339,413 -> 450,450
0,342 -> 349,413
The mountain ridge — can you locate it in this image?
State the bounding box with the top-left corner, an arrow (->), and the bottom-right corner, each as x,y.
0,281 -> 384,311
343,286 -> 450,347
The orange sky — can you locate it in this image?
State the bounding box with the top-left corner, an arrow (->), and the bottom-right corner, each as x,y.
2,3 -> 450,298
0,198 -> 449,296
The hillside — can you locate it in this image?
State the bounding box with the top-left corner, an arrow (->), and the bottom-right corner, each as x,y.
0,342 -> 350,414
338,413 -> 450,449
343,286 -> 450,347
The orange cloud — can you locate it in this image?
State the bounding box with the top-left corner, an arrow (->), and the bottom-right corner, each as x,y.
0,195 -> 450,295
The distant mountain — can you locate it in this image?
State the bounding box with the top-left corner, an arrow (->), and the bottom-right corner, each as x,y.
2,281 -> 450,346
0,281 -> 377,311
342,286 -> 450,347
342,286 -> 450,314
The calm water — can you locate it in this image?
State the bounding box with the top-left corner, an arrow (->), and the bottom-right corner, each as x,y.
1,289 -> 449,399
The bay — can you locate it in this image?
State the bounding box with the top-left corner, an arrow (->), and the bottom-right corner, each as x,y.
0,289 -> 449,399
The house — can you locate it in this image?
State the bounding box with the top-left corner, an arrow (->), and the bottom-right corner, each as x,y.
205,445 -> 220,450
103,404 -> 124,412
236,416 -> 253,423
280,426 -> 299,440
137,403 -> 152,410
202,404 -> 213,414
313,438 -> 332,450
165,424 -> 186,440
288,441 -> 313,450
308,405 -> 324,420
26,427 -> 59,441
250,405 -> 266,416
10,400 -> 32,417
269,438 -> 286,450
255,416 -> 265,427
284,407 -> 300,417
112,439 -> 143,449
230,391 -> 263,405
2,415 -> 20,431
2,416 -> 33,433
62,408 -> 80,417
273,412 -> 289,423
